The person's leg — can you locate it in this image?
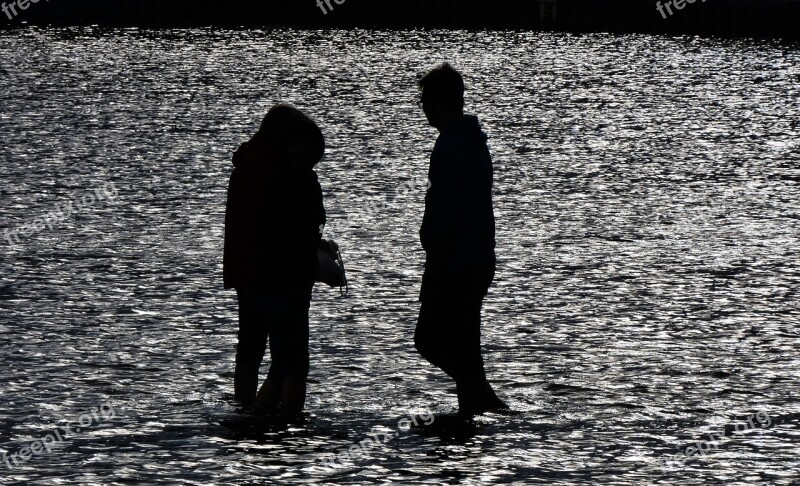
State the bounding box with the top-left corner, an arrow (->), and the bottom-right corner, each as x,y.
278,376 -> 307,416
254,289 -> 310,417
442,292 -> 486,383
415,268 -> 450,370
253,371 -> 282,414
415,266 -> 506,414
438,267 -> 507,415
279,291 -> 310,417
452,292 -> 507,415
234,287 -> 270,405
415,299 -> 448,370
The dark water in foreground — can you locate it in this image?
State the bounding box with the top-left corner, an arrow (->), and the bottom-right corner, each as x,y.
0,29 -> 799,485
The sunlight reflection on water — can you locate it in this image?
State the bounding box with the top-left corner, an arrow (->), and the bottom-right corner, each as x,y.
0,28 -> 799,484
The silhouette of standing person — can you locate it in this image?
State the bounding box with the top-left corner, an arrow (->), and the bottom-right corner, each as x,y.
224,104 -> 326,418
414,64 -> 507,416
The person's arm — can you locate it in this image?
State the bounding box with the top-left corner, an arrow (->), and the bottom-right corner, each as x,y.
310,176 -> 326,250
293,173 -> 326,289
421,143 -> 466,258
223,168 -> 242,289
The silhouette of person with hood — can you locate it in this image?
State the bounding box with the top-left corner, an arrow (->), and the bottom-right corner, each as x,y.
224,104 -> 326,417
414,64 -> 507,416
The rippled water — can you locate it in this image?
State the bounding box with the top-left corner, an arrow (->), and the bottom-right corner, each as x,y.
1,28 -> 799,485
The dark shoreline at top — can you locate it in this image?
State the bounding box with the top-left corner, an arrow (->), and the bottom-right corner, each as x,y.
1,0 -> 799,41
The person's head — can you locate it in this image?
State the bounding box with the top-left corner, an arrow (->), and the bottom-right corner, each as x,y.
254,104 -> 325,169
417,63 -> 465,130
284,117 -> 325,169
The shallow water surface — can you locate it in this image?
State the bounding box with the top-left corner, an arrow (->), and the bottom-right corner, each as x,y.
0,28 -> 799,485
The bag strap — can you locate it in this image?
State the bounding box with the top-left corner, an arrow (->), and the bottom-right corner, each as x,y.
336,246 -> 348,296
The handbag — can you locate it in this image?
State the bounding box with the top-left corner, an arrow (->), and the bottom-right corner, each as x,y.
316,239 -> 347,294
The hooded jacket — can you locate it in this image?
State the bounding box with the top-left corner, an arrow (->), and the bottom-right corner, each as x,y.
223,106 -> 326,291
420,115 -> 496,272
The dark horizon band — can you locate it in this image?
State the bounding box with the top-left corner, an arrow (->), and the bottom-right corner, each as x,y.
1,0 -> 799,40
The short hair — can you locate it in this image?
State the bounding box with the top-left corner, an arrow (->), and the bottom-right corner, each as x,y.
418,63 -> 465,112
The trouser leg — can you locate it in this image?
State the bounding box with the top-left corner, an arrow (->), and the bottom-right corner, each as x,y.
266,291 -> 310,381
234,288 -> 270,404
253,289 -> 311,416
445,294 -> 486,383
414,299 -> 447,371
415,267 -> 491,383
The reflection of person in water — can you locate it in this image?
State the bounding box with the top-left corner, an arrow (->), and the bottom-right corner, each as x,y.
223,104 -> 326,418
414,63 -> 507,416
